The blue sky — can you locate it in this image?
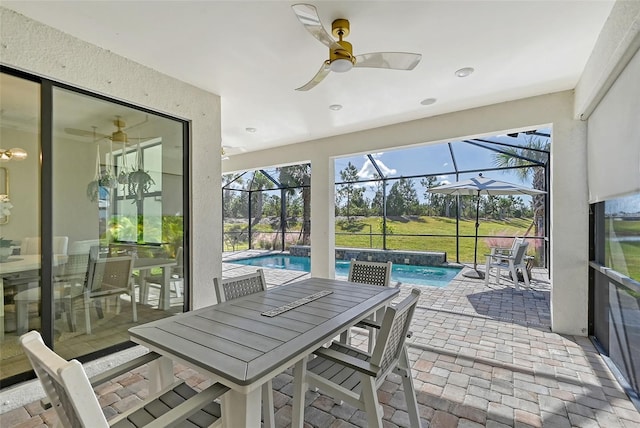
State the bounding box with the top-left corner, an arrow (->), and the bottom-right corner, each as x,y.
334,130 -> 550,204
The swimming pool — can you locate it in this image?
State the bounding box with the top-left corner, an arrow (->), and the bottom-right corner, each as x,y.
231,255 -> 461,287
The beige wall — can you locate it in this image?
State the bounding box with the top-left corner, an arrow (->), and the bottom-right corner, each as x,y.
0,7 -> 222,308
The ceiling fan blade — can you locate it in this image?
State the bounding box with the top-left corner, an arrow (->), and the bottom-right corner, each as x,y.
354,52 -> 422,70
64,127 -> 110,139
222,145 -> 247,155
291,4 -> 342,52
295,62 -> 331,91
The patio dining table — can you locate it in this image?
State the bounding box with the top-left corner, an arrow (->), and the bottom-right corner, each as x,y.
129,276 -> 400,427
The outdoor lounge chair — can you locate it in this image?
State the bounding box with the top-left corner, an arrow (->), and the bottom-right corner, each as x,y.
484,240 -> 530,290
20,330 -> 229,427
302,288 -> 422,428
212,268 -> 275,428
341,260 -> 393,352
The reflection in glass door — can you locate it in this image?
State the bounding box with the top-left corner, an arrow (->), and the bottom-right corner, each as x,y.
51,87 -> 186,362
0,72 -> 41,380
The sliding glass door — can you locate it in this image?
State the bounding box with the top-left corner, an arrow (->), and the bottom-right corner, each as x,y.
0,72 -> 41,381
0,68 -> 188,384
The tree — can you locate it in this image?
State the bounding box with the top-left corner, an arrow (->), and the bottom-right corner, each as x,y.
493,136 -> 549,262
337,162 -> 366,220
386,178 -> 419,216
249,171 -> 272,225
370,174 -> 385,216
278,163 -> 311,245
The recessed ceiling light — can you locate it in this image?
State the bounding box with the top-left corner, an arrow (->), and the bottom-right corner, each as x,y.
420,98 -> 437,106
455,67 -> 474,78
245,127 -> 257,133
329,104 -> 343,111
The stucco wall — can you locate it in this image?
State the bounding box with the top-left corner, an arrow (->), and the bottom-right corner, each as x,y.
0,7 -> 222,308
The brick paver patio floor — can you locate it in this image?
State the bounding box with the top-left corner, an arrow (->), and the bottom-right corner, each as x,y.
2,254 -> 639,427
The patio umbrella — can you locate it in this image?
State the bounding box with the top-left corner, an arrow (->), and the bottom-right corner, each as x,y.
428,173 -> 546,278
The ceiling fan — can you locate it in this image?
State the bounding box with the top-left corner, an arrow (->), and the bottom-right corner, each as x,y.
291,4 -> 422,91
65,116 -> 154,144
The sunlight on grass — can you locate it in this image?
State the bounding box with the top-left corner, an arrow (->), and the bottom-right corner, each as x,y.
225,216 -> 538,264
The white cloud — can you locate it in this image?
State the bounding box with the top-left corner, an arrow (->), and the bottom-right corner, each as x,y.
436,175 -> 451,185
357,157 -> 397,179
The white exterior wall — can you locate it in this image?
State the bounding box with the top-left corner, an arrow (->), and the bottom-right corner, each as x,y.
0,7 -> 222,308
224,91 -> 589,336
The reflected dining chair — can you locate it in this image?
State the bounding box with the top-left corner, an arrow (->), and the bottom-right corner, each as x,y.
141,246 -> 184,303
341,260 -> 393,352
20,330 -> 229,428
302,288 -> 422,428
59,255 -> 136,334
484,240 -> 531,290
212,269 -> 274,427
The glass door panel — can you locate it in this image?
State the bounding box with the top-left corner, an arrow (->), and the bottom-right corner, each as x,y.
51,87 -> 186,361
0,72 -> 41,380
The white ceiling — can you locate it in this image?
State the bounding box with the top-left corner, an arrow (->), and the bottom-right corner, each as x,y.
3,1 -> 615,155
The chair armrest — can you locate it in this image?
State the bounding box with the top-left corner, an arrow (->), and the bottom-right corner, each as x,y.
41,352 -> 164,409
143,382 -> 230,428
313,347 -> 380,377
89,352 -> 161,387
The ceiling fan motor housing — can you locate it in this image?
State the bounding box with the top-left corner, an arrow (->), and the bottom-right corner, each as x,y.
329,18 -> 355,67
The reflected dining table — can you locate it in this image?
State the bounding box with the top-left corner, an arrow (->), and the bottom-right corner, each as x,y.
129,277 -> 400,427
0,254 -> 67,342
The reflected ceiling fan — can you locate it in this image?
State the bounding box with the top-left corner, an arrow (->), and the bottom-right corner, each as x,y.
65,116 -> 154,144
292,4 -> 422,91
221,145 -> 247,159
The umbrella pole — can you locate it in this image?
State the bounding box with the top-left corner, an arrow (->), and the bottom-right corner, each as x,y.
463,191 -> 484,279
473,193 -> 480,270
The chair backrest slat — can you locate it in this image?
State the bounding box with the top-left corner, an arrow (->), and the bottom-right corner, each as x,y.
214,269 -> 266,303
371,289 -> 420,377
513,241 -> 529,263
347,260 -> 392,287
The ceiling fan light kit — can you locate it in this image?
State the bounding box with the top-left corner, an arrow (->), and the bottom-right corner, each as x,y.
0,147 -> 27,161
292,4 -> 421,91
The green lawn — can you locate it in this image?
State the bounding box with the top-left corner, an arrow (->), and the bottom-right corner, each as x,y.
606,219 -> 640,281
225,215 -> 540,264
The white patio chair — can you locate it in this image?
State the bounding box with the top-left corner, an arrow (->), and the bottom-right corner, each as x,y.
484,240 -> 530,289
213,268 -> 266,303
212,268 -> 274,428
303,288 -> 422,428
341,260 -> 393,352
20,330 -> 228,428
487,236 -> 524,261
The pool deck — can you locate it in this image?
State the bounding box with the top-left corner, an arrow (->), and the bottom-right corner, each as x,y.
2,250 -> 639,427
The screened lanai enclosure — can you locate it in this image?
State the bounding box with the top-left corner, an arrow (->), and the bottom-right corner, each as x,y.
222,129 -> 550,267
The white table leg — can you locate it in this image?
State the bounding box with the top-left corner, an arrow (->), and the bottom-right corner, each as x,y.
292,356 -> 309,428
139,268 -> 150,305
147,355 -> 173,394
14,294 -> 29,335
0,277 -> 4,342
262,379 -> 275,428
160,267 -> 170,310
221,387 -> 262,428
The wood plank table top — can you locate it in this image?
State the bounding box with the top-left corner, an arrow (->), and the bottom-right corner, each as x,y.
129,277 -> 399,390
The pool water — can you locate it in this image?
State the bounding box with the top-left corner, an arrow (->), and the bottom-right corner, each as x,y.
231,255 -> 461,287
